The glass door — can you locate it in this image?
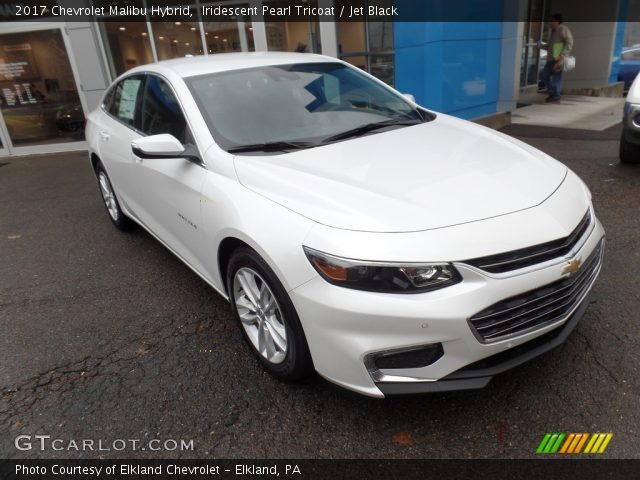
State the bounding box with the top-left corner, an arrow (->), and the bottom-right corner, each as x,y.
0,28 -> 85,154
520,0 -> 548,88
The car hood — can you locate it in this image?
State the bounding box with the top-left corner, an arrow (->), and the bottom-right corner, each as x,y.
234,114 -> 567,233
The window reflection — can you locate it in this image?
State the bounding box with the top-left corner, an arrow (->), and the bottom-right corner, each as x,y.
368,20 -> 393,53
100,22 -> 153,77
265,21 -> 321,53
0,29 -> 85,146
337,0 -> 395,85
152,21 -> 203,60
203,21 -> 255,53
263,0 -> 321,53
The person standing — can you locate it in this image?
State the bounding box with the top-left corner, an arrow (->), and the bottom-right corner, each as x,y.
541,14 -> 574,103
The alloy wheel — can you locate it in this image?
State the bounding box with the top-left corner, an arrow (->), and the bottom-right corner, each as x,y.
233,267 -> 288,364
98,172 -> 119,221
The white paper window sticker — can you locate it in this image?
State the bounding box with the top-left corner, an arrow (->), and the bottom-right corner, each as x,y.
118,78 -> 141,121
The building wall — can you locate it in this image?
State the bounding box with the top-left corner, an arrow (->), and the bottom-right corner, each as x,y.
65,22 -> 111,112
610,21 -> 627,85
394,22 -> 503,119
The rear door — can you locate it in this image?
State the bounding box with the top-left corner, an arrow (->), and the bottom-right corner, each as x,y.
93,75 -> 145,215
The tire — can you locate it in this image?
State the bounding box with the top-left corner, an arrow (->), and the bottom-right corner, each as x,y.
227,247 -> 314,381
95,161 -> 134,230
620,133 -> 640,164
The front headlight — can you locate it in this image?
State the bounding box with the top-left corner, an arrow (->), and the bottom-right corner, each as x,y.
303,247 -> 461,294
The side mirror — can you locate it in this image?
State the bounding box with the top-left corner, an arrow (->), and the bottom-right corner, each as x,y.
131,134 -> 185,159
402,93 -> 416,103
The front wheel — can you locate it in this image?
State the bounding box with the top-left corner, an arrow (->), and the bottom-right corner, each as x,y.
227,248 -> 314,381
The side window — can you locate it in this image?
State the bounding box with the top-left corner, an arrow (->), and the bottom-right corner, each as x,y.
102,86 -> 116,112
108,76 -> 143,127
140,75 -> 188,143
623,49 -> 640,61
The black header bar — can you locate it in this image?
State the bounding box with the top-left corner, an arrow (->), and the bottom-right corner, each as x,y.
0,0 -> 636,23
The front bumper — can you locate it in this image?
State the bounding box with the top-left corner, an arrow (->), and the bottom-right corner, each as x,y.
290,217 -> 605,398
377,291 -> 591,395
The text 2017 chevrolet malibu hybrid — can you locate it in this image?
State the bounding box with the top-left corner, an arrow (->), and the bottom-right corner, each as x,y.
86,52 -> 604,397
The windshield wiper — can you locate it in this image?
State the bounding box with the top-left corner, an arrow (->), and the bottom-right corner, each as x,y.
227,141 -> 315,154
319,118 -> 423,145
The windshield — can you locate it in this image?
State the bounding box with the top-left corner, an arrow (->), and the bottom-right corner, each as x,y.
186,62 -> 431,153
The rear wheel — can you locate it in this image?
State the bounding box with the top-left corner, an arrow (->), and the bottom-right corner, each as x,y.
227,247 -> 314,381
95,161 -> 133,230
620,134 -> 640,164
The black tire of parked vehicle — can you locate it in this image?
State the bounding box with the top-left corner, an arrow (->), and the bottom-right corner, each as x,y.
227,247 -> 314,381
95,161 -> 134,230
620,135 -> 640,164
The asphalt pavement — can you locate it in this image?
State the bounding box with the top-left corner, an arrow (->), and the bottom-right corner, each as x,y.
1,123 -> 639,459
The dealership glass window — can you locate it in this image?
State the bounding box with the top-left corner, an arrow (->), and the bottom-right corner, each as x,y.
263,0 -> 321,53
99,22 -> 154,78
200,0 -> 255,53
203,20 -> 255,53
520,0 -> 548,88
152,20 -> 204,60
336,0 -> 395,86
0,29 -> 85,147
265,21 -> 321,53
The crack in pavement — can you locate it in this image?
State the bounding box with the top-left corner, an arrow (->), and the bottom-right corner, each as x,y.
0,312 -> 225,434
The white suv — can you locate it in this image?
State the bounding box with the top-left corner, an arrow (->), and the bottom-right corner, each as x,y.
621,73 -> 640,163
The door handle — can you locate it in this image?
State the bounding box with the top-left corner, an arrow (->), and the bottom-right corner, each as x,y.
99,131 -> 110,141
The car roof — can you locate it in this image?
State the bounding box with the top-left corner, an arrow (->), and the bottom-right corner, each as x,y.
128,52 -> 338,79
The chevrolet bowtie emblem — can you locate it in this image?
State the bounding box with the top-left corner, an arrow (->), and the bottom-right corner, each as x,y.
563,257 -> 582,275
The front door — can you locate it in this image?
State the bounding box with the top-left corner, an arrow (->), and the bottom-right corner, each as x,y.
132,74 -> 207,275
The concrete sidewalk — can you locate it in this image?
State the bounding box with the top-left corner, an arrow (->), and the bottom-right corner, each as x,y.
511,93 -> 625,131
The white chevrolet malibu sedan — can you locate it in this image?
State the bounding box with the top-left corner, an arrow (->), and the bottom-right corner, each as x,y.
86,52 -> 604,397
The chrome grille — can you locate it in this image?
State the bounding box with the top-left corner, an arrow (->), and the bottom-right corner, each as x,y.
469,240 -> 603,343
464,210 -> 592,273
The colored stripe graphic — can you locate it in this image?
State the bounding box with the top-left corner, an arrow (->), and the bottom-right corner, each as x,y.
574,433 -> 589,453
584,433 -> 599,453
543,433 -> 559,453
537,433 -> 613,454
567,434 -> 582,453
559,433 -> 575,453
598,434 -> 613,453
536,433 -> 552,454
550,433 -> 565,453
585,433 -> 614,454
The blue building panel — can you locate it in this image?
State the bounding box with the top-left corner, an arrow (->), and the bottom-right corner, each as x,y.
609,0 -> 628,84
395,21 -> 503,119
